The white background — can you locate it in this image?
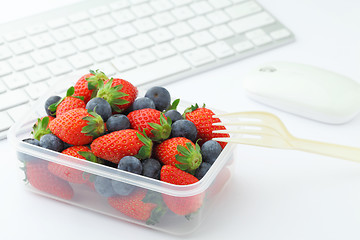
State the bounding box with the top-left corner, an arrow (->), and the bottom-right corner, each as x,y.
1,0 -> 360,239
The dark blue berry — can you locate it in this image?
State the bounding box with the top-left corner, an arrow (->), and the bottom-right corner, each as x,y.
118,156 -> 143,175
142,158 -> 161,180
165,110 -> 183,122
86,97 -> 112,122
111,180 -> 136,196
106,114 -> 130,132
201,140 -> 222,165
22,138 -> 40,146
145,86 -> 171,111
39,134 -> 64,152
194,162 -> 211,180
131,97 -> 155,110
170,119 -> 197,142
94,176 -> 116,197
45,96 -> 61,117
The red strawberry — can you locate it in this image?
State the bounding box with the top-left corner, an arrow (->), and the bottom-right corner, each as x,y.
73,70 -> 109,103
90,129 -> 152,164
31,116 -> 54,140
48,145 -> 97,184
25,161 -> 74,200
49,87 -> 86,117
108,188 -> 167,224
96,78 -> 138,113
160,165 -> 204,215
49,108 -> 105,145
154,137 -> 202,173
184,104 -> 229,148
127,108 -> 171,141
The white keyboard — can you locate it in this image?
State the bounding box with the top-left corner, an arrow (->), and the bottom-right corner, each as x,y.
0,0 -> 294,139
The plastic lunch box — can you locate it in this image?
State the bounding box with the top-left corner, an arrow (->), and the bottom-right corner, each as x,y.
7,72 -> 236,235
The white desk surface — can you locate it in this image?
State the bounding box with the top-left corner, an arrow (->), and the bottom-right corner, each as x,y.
1,0 -> 360,239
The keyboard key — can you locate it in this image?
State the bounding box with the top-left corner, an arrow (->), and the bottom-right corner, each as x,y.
92,62 -> 117,76
68,11 -> 89,23
131,3 -> 154,18
0,89 -> 29,111
210,25 -> 234,41
92,15 -> 116,30
120,55 -> 191,86
0,82 -> 6,93
190,30 -> 215,46
9,39 -> 34,55
113,24 -> 137,39
246,29 -> 272,46
72,36 -> 97,51
52,42 -> 77,58
111,9 -> 136,24
233,40 -> 254,52
206,10 -> 231,25
30,33 -> 55,48
151,43 -> 176,59
47,60 -> 73,76
190,1 -> 213,15
0,46 -> 13,60
208,41 -> 235,59
112,56 -> 137,72
47,18 -> 68,29
109,40 -> 135,56
150,0 -> 173,12
132,49 -> 156,65
171,6 -> 195,21
89,47 -> 113,62
183,47 -> 216,67
171,37 -> 196,52
2,73 -> 29,90
4,30 -> 26,42
208,0 -> 232,9
31,49 -> 56,64
0,62 -> 12,76
9,55 -> 34,71
92,30 -> 117,45
89,6 -> 110,16
25,66 -> 51,83
7,103 -> 31,122
133,18 -> 157,33
152,12 -> 176,27
71,20 -> 96,36
68,53 -> 94,69
225,1 -> 262,19
24,82 -> 49,100
51,26 -> 76,42
26,24 -> 47,35
188,16 -> 212,31
169,22 -> 193,37
228,12 -> 275,34
0,112 -> 13,132
129,34 -> 154,49
171,0 -> 192,6
270,28 -> 291,40
110,0 -> 130,10
149,28 -> 173,43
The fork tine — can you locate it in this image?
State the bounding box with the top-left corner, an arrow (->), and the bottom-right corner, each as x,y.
212,125 -> 282,137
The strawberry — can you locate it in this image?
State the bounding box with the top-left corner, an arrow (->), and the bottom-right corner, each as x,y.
160,165 -> 204,215
49,108 -> 105,145
48,87 -> 86,117
154,137 -> 202,173
127,108 -> 171,141
108,188 -> 167,224
48,145 -> 98,184
184,104 -> 229,148
31,116 -> 54,140
96,78 -> 138,113
24,161 -> 74,200
73,70 -> 109,103
90,129 -> 152,164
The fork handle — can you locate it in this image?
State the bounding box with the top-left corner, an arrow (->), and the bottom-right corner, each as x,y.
290,137 -> 360,163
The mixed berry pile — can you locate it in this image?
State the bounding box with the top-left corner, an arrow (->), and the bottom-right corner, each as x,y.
21,70 -> 229,224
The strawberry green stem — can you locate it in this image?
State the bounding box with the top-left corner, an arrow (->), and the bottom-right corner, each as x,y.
175,142 -> 202,174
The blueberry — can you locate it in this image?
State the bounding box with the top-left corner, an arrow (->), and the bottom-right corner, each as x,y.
145,86 -> 171,111
22,138 -> 40,146
131,97 -> 156,111
45,95 -> 61,117
142,158 -> 161,180
170,119 -> 197,142
94,176 -> 117,197
164,110 -> 183,122
201,140 -> 222,165
194,162 -> 211,180
86,97 -> 112,122
111,180 -> 135,196
39,134 -> 64,152
118,156 -> 143,175
106,114 -> 130,132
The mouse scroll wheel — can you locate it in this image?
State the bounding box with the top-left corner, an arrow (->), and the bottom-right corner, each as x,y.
259,66 -> 277,72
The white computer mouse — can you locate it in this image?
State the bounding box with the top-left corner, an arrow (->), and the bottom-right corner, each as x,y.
242,62 -> 360,124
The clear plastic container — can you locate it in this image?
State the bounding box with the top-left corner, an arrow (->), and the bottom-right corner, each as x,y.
7,73 -> 235,235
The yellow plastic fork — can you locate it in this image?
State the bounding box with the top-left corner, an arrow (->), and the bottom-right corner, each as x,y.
212,111 -> 360,163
